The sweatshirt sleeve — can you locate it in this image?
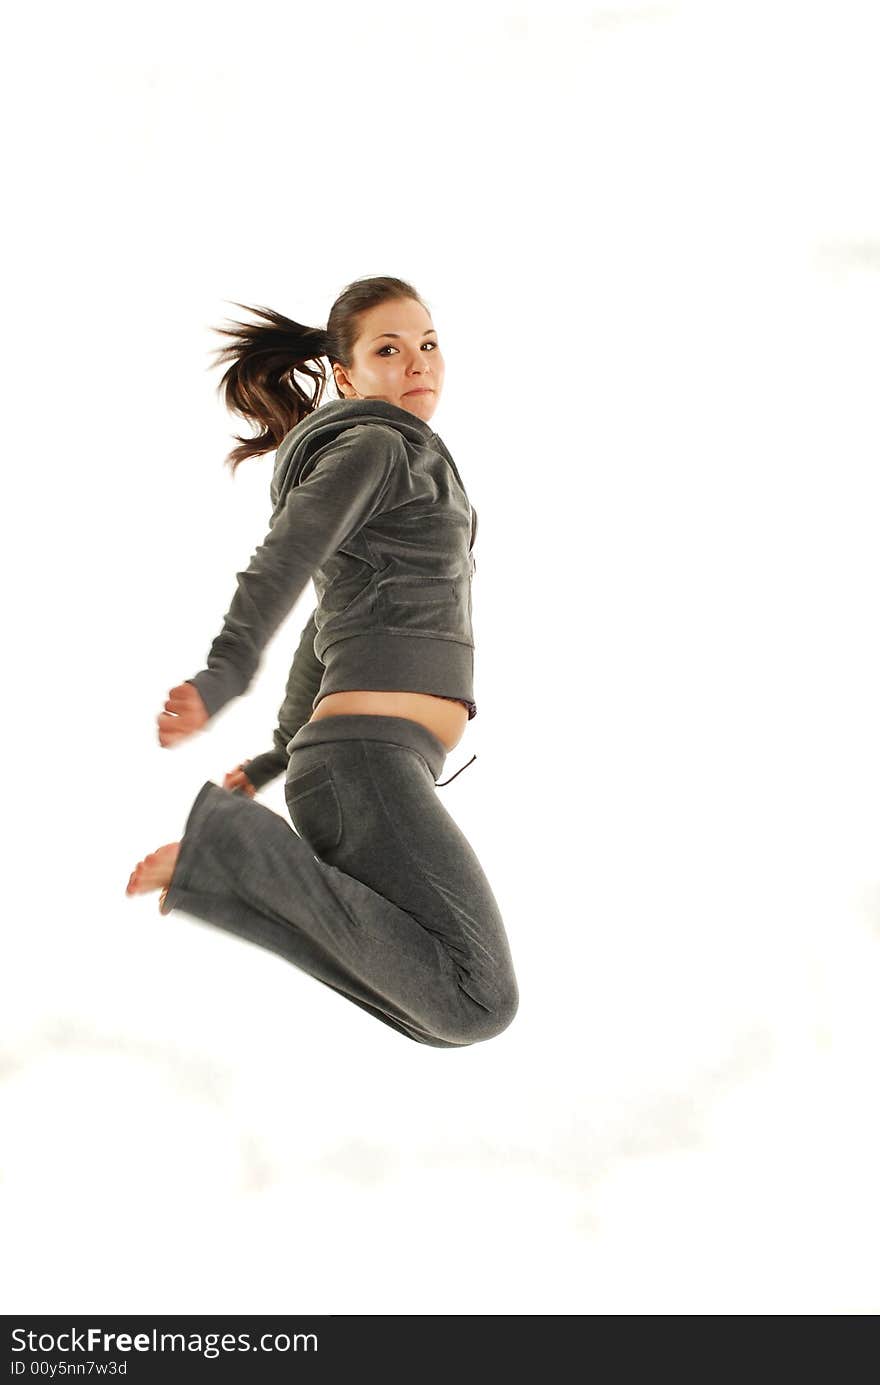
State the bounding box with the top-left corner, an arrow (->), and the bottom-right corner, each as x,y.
185,425 -> 403,720
237,608 -> 324,791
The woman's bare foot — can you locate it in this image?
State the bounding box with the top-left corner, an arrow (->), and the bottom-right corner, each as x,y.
126,842 -> 180,914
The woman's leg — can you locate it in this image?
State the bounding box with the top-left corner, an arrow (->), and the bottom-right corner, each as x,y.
159,715 -> 518,1048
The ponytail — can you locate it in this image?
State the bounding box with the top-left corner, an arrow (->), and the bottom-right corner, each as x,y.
209,302 -> 334,473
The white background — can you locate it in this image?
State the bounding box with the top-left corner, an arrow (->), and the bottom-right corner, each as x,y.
3,0 -> 879,1314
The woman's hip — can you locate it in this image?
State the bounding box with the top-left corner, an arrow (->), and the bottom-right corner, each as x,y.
288,713 -> 448,782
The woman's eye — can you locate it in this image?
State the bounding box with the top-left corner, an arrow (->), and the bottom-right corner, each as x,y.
377,342 -> 438,356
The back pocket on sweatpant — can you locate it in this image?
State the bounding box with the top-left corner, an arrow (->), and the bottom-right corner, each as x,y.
285,760 -> 343,856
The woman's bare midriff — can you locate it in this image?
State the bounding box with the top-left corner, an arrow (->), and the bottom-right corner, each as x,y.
308,690 -> 469,752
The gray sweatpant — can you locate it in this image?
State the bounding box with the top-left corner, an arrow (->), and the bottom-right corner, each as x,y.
160,714 -> 519,1048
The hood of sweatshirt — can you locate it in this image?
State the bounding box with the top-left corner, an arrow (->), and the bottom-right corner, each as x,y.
269,397 -> 440,522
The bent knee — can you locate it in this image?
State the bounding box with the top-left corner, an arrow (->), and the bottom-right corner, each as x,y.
447,976 -> 519,1047
487,977 -> 519,1037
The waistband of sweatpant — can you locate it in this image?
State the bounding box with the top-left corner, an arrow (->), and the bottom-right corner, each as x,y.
287,714 -> 448,782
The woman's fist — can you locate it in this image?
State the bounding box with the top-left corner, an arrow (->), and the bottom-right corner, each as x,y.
223,763 -> 256,798
157,682 -> 209,747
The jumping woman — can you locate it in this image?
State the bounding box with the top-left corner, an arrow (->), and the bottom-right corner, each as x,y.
125,276 -> 519,1049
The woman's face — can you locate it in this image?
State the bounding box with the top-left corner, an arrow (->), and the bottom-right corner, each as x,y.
333,298 -> 444,421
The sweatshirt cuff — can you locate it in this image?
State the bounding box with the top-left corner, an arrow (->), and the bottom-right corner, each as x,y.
241,749 -> 287,791
185,668 -> 246,721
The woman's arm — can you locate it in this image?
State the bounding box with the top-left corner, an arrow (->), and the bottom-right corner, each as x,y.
236,608 -> 324,790
184,424 -> 404,721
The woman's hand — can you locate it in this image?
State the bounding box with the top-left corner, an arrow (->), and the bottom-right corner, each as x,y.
157,682 -> 209,747
223,763 -> 257,798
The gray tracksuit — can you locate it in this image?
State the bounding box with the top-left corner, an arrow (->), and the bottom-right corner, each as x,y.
162,397 -> 518,1047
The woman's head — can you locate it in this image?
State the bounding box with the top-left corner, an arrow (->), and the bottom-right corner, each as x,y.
210,276 -> 443,473
330,294 -> 443,423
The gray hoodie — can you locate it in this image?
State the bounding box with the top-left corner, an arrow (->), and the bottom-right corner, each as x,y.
185,398 -> 478,790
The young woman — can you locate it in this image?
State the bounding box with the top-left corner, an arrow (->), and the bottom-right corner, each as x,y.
125,276 -> 519,1049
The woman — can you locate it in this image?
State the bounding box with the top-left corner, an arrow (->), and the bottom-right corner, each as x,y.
125,276 -> 519,1049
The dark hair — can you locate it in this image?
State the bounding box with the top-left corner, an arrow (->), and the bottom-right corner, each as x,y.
209,275 -> 429,474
